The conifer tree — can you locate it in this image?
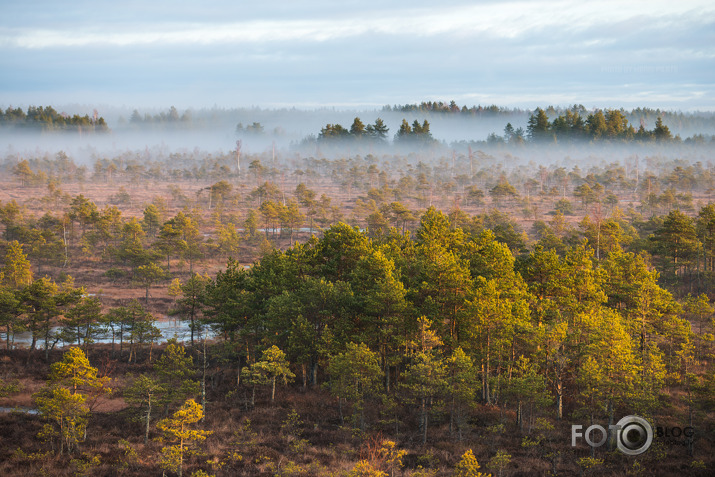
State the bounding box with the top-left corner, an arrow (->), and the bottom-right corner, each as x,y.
34,347 -> 110,454
327,342 -> 382,430
155,340 -> 199,414
157,399 -> 212,477
1,240 -> 32,288
246,345 -> 295,403
453,449 -> 490,477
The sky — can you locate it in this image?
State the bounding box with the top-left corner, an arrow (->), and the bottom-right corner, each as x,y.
1,0 -> 714,111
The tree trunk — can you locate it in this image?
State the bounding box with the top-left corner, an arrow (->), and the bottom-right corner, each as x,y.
688,397 -> 694,456
119,323 -> 124,358
449,395 -> 454,439
44,319 -> 51,361
385,363 -> 390,393
485,332 -> 491,404
110,325 -> 116,358
607,399 -> 614,450
201,340 -> 207,421
556,379 -> 563,420
178,436 -> 183,477
517,400 -> 523,432
338,396 -> 344,425
422,397 -> 428,445
190,313 -> 195,347
145,394 -> 152,445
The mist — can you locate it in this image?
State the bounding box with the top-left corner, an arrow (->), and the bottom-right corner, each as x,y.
2,104 -> 714,171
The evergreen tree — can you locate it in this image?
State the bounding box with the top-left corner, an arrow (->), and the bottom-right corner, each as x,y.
453,449 -> 490,477
527,108 -> 551,142
125,374 -> 162,444
157,399 -> 212,477
34,347 -> 110,454
155,340 -> 199,414
327,342 -> 382,430
1,240 -> 32,288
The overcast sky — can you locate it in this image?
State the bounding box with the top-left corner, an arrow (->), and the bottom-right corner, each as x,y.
1,0 -> 713,111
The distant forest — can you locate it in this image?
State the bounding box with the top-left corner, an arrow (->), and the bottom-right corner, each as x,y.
3,102 -> 715,147
0,105 -> 109,132
314,108 -> 712,146
384,101 -> 715,128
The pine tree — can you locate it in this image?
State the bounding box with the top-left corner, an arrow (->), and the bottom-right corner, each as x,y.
247,345 -> 295,403
155,340 -> 199,414
49,346 -> 111,396
327,342 -> 382,430
157,399 -> 212,477
527,108 -> 551,142
453,449 -> 490,477
403,318 -> 447,445
125,374 -> 162,444
34,347 -> 110,454
174,273 -> 210,346
445,347 -> 478,440
1,240 -> 32,288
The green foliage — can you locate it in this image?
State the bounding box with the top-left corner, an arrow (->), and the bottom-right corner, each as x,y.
125,374 -> 163,443
402,319 -> 447,444
453,449 -> 490,477
486,450 -> 511,477
117,439 -> 139,470
70,452 -> 101,477
49,346 -> 111,395
155,340 -> 199,411
34,385 -> 89,454
1,240 -> 33,288
134,262 -> 169,303
0,378 -> 21,397
378,440 -> 406,477
280,408 -> 303,437
32,347 -> 110,455
0,105 -> 108,131
348,460 -> 388,477
61,296 -> 104,350
174,272 -> 210,345
576,457 -> 604,474
157,399 -> 213,477
327,342 -> 382,429
245,345 -> 295,403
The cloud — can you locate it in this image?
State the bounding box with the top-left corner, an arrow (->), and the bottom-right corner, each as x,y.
4,1 -> 713,49
0,1 -> 713,110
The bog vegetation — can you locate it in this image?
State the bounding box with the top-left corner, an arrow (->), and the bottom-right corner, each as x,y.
0,104 -> 714,476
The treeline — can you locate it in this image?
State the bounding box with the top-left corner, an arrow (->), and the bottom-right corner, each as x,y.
318,117 -> 389,142
484,107 -> 713,145
317,117 -> 436,145
128,106 -> 192,125
522,107 -> 677,144
0,105 -> 108,132
383,101 -> 526,116
383,101 -> 715,133
313,112 -> 714,149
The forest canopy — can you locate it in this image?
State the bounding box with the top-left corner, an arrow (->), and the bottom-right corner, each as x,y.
0,105 -> 109,132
